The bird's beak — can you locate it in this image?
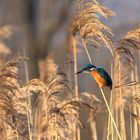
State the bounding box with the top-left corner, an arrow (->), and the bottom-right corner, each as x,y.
76,69 -> 83,74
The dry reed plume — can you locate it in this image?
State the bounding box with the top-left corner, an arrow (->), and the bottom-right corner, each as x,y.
110,27 -> 140,140
0,1 -> 140,140
23,65 -> 97,140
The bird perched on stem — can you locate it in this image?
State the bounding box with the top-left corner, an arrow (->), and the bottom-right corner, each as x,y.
76,64 -> 112,89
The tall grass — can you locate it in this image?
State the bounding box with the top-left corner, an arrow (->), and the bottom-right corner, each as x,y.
0,1 -> 140,140
72,0 -> 140,140
73,0 -> 122,139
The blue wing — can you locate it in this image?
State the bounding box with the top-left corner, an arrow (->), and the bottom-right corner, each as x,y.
96,67 -> 112,89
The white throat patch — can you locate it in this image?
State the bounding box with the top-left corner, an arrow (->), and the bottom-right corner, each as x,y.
90,68 -> 95,71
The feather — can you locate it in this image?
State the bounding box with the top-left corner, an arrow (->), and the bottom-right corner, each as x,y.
95,67 -> 112,89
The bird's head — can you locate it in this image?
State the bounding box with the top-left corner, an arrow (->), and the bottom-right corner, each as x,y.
76,64 -> 96,74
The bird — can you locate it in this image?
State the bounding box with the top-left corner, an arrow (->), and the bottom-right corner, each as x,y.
76,64 -> 112,89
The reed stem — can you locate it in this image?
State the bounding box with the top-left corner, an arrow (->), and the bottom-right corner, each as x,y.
73,36 -> 81,140
100,88 -> 122,140
118,60 -> 126,140
129,108 -> 133,140
107,93 -> 112,140
23,48 -> 33,140
82,39 -> 93,64
89,110 -> 97,140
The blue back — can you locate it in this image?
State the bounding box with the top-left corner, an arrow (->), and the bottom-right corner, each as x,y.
96,67 -> 112,89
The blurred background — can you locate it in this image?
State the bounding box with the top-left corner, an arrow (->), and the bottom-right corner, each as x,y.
0,0 -> 140,139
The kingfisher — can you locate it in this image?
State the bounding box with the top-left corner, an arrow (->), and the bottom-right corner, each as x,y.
76,64 -> 112,89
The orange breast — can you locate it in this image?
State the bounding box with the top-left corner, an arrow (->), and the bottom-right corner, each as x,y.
90,70 -> 106,88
